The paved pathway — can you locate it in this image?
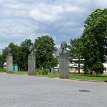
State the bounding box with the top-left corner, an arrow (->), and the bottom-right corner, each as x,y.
0,73 -> 107,107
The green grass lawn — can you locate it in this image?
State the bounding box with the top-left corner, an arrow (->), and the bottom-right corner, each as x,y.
36,72 -> 59,78
1,70 -> 107,82
36,72 -> 107,82
69,74 -> 107,82
38,72 -> 107,82
0,68 -> 6,72
46,72 -> 59,78
14,71 -> 27,75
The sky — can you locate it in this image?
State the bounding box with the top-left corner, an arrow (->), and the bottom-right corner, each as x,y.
0,0 -> 107,53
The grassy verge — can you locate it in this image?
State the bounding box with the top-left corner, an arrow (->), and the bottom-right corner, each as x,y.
0,68 -> 6,72
36,72 -> 59,78
46,72 -> 59,78
69,74 -> 107,82
36,72 -> 107,82
13,71 -> 27,75
14,71 -> 59,78
5,70 -> 107,82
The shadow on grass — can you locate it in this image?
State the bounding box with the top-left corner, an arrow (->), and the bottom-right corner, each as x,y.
104,81 -> 107,82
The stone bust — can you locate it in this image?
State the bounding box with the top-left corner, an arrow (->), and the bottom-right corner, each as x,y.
29,45 -> 34,54
7,47 -> 12,56
60,42 -> 67,53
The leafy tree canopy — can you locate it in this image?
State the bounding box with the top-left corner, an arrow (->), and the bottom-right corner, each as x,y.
81,8 -> 107,74
35,35 -> 58,69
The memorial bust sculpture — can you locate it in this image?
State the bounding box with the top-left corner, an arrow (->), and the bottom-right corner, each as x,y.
60,42 -> 67,53
29,45 -> 34,54
7,47 -> 12,56
28,45 -> 36,75
59,42 -> 69,79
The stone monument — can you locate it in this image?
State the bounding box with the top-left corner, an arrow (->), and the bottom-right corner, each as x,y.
28,45 -> 36,75
6,47 -> 13,73
59,42 -> 69,79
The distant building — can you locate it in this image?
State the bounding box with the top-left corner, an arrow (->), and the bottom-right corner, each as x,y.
103,62 -> 107,72
3,62 -> 6,69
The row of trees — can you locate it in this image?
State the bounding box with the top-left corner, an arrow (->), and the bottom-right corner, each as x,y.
0,36 -> 58,71
69,8 -> 107,74
0,8 -> 107,74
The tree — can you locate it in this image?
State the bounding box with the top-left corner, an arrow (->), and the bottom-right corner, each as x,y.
19,39 -> 33,71
0,42 -> 20,69
81,8 -> 107,74
69,38 -> 82,73
34,35 -> 58,69
0,54 -> 3,68
1,42 -> 20,68
0,40 -> 33,71
69,39 -> 80,61
1,46 -> 10,68
8,42 -> 20,65
0,48 -> 7,68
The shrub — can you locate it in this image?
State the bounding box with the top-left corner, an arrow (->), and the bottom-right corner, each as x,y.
83,66 -> 92,74
37,70 -> 48,75
92,61 -> 104,74
0,68 -> 6,72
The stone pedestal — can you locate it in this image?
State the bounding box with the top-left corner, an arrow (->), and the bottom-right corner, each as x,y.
59,52 -> 69,79
28,52 -> 36,75
6,55 -> 13,73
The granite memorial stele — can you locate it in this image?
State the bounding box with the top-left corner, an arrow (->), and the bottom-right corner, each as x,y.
6,47 -> 13,73
59,42 -> 69,79
28,45 -> 36,75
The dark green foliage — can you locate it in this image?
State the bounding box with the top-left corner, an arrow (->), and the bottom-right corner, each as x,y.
8,42 -> 20,65
69,39 -> 80,62
0,54 -> 3,68
0,42 -> 20,69
0,47 -> 8,68
1,36 -> 58,71
35,35 -> 58,69
19,39 -> 33,71
92,61 -> 104,74
0,68 -> 6,72
81,8 -> 107,73
1,40 -> 32,71
69,38 -> 83,73
37,70 -> 48,75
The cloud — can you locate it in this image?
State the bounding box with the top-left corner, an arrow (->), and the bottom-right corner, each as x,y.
0,0 -> 107,53
30,3 -> 83,22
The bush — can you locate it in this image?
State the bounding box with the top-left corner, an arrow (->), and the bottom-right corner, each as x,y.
0,68 -> 6,72
83,66 -> 91,74
92,61 -> 104,74
37,70 -> 48,75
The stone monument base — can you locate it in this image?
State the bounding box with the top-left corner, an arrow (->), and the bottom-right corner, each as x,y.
6,55 -> 13,73
59,52 -> 69,79
28,71 -> 36,76
28,53 -> 36,76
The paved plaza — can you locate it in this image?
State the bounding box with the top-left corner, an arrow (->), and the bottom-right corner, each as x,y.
0,73 -> 107,107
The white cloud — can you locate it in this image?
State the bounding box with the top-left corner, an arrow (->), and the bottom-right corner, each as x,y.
0,0 -> 107,53
30,3 -> 83,22
96,0 -> 107,7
